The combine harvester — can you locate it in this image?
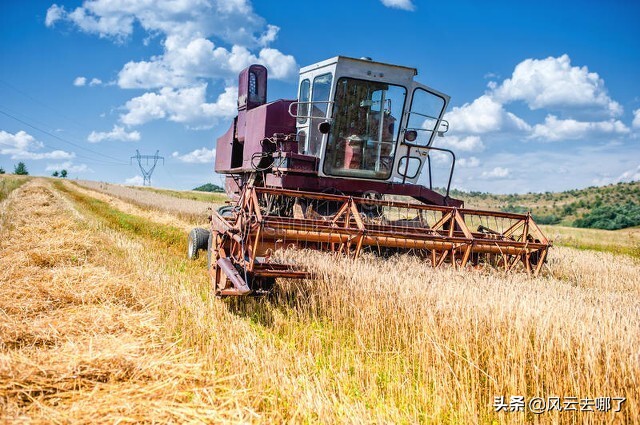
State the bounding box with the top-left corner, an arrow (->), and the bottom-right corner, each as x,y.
188,56 -> 551,296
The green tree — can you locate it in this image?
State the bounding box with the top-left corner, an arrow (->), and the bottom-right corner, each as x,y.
52,170 -> 59,177
14,162 -> 28,175
0,167 -> 5,174
574,202 -> 640,230
60,169 -> 68,178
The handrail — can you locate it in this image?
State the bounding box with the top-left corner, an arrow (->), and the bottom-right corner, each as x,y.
287,101 -> 335,120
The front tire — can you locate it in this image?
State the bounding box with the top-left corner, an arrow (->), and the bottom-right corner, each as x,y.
187,227 -> 210,260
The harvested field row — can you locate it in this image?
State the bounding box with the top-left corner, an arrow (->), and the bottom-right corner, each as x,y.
0,179 -> 239,422
60,180 -> 199,233
74,179 -> 225,224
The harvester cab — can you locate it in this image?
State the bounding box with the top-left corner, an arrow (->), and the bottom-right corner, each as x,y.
293,56 -> 449,185
215,56 -> 458,207
190,56 -> 551,296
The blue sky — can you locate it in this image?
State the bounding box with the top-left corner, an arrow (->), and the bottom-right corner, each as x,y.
1,0 -> 639,193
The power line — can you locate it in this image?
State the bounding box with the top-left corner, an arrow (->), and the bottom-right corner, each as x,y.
0,108 -> 128,165
0,79 -> 91,135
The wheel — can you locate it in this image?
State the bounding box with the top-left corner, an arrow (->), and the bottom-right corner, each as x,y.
217,205 -> 234,217
187,227 -> 210,260
207,231 -> 213,270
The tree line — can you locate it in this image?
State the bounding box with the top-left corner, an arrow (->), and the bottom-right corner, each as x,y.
0,162 -> 68,178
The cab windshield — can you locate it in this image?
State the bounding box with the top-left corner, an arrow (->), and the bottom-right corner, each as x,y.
323,77 -> 406,179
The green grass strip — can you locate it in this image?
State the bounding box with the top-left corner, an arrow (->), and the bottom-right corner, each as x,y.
54,180 -> 188,255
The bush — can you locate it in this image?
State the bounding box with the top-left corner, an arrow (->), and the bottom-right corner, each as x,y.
501,204 -> 528,214
533,214 -> 562,225
573,202 -> 640,230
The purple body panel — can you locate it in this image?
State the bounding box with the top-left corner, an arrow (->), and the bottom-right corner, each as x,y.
241,99 -> 297,170
214,118 -> 236,172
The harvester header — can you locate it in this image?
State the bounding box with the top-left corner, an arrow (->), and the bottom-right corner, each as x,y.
187,56 -> 551,296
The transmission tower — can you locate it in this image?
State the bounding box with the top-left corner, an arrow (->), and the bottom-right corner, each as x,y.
131,150 -> 164,186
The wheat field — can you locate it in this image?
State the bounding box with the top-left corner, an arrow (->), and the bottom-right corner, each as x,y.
1,177 -> 638,423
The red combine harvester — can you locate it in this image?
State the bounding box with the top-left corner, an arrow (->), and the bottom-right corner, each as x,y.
187,56 -> 551,296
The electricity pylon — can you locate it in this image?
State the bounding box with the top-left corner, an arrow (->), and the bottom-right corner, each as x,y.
131,150 -> 164,186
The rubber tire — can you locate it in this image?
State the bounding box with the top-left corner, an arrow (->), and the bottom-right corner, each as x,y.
207,231 -> 213,270
217,205 -> 234,217
187,227 -> 210,260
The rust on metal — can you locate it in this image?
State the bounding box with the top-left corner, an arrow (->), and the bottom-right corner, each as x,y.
210,186 -> 552,296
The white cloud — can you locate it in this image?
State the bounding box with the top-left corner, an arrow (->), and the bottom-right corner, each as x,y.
0,130 -> 75,160
172,147 -> 216,163
125,175 -> 144,186
490,54 -> 622,116
88,125 -> 141,143
73,76 -> 87,86
46,1 -> 298,131
48,1 -> 297,88
45,4 -> 64,27
118,38 -> 297,89
45,161 -> 92,173
437,135 -> 485,152
380,0 -> 415,11
633,109 -> 640,129
258,24 -> 279,46
614,165 -> 640,183
481,167 -> 510,179
89,78 -> 103,86
457,157 -> 480,168
120,84 -> 237,127
592,164 -> 640,186
446,95 -> 530,134
529,115 -> 630,142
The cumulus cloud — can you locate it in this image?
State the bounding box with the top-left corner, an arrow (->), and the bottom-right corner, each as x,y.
120,85 -> 237,127
529,115 -> 630,142
45,4 -> 64,27
0,130 -> 75,160
47,0 -> 298,128
45,161 -> 92,173
490,54 -> 622,116
457,157 -> 480,168
73,76 -> 87,86
437,135 -> 485,152
125,175 -> 144,186
172,147 -> 216,163
89,78 -> 103,86
117,37 -> 296,90
380,0 -> 415,11
88,125 -> 141,143
592,164 -> 640,186
481,167 -> 510,179
47,0 -> 297,86
633,109 -> 640,129
446,95 -> 530,134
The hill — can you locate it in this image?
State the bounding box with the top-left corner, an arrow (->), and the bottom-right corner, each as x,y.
450,180 -> 640,229
192,183 -> 224,193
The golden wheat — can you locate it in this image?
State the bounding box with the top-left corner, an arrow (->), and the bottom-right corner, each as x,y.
2,178 -> 637,423
0,180 -> 243,422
